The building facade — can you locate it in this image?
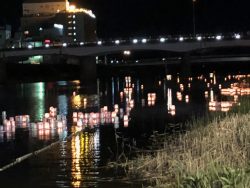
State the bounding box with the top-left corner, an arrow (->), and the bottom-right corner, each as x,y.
23,0 -> 66,16
20,0 -> 96,46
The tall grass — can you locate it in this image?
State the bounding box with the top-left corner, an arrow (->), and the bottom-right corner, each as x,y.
122,98 -> 250,187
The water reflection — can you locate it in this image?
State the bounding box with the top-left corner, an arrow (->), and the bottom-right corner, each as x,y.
71,76 -> 138,129
0,107 -> 67,143
1,73 -> 250,142
167,89 -> 176,116
58,95 -> 68,116
71,93 -> 99,110
26,82 -> 46,121
69,73 -> 250,129
70,127 -> 100,187
0,71 -> 250,187
208,74 -> 250,112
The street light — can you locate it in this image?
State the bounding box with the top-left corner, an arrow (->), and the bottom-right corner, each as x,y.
192,0 -> 196,37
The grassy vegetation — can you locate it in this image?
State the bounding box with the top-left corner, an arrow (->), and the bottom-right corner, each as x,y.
120,98 -> 250,187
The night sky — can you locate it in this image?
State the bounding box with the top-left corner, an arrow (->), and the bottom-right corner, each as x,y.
1,0 -> 250,38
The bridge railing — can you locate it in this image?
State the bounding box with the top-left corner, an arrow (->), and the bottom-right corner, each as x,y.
3,32 -> 250,51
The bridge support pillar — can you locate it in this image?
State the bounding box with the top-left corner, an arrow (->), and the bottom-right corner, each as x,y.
0,59 -> 7,84
180,54 -> 191,79
80,56 -> 97,94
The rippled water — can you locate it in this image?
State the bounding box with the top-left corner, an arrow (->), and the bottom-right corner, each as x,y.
0,71 -> 249,187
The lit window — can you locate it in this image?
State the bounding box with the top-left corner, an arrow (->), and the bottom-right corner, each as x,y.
68,33 -> 72,36
74,33 -> 76,35
68,27 -> 72,30
68,21 -> 72,24
74,39 -> 77,41
73,15 -> 76,18
24,31 -> 29,35
73,27 -> 76,30
73,21 -> 76,24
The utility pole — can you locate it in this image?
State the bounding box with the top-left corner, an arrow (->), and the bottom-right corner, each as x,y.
192,0 -> 196,37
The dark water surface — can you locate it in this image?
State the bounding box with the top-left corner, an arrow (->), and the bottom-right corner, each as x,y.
0,71 -> 249,187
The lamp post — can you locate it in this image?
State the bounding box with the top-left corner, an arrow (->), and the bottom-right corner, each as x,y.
192,0 -> 196,37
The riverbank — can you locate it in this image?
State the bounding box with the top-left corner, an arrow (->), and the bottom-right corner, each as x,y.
122,103 -> 250,187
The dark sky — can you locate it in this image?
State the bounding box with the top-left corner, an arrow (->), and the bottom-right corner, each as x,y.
1,0 -> 250,38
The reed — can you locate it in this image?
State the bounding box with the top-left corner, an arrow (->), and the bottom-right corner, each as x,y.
122,98 -> 250,187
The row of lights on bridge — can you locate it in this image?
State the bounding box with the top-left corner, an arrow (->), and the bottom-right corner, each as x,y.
96,33 -> 241,46
26,33 -> 241,49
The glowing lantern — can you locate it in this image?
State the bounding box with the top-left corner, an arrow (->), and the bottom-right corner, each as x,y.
124,115 -> 129,127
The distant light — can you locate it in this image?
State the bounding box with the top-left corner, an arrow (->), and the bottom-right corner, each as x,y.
74,39 -> 77,42
135,60 -> 139,63
115,40 -> 120,44
197,36 -> 202,41
45,44 -> 50,48
62,43 -> 67,47
124,50 -> 131,55
39,27 -> 43,31
132,39 -> 138,44
80,42 -> 84,46
44,39 -> 51,44
28,44 -> 33,49
54,23 -> 64,29
179,37 -> 184,42
11,46 -> 15,49
57,9 -> 60,13
235,33 -> 241,39
160,37 -> 165,43
216,35 -> 222,40
97,41 -> 102,45
142,38 -> 147,43
68,5 -> 76,11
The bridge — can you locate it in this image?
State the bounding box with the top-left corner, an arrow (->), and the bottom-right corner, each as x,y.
1,39 -> 250,57
1,36 -> 250,85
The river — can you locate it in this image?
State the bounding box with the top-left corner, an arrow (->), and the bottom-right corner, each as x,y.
0,70 -> 249,187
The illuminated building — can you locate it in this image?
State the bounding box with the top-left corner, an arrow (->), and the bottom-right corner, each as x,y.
20,0 -> 96,44
23,0 -> 66,15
